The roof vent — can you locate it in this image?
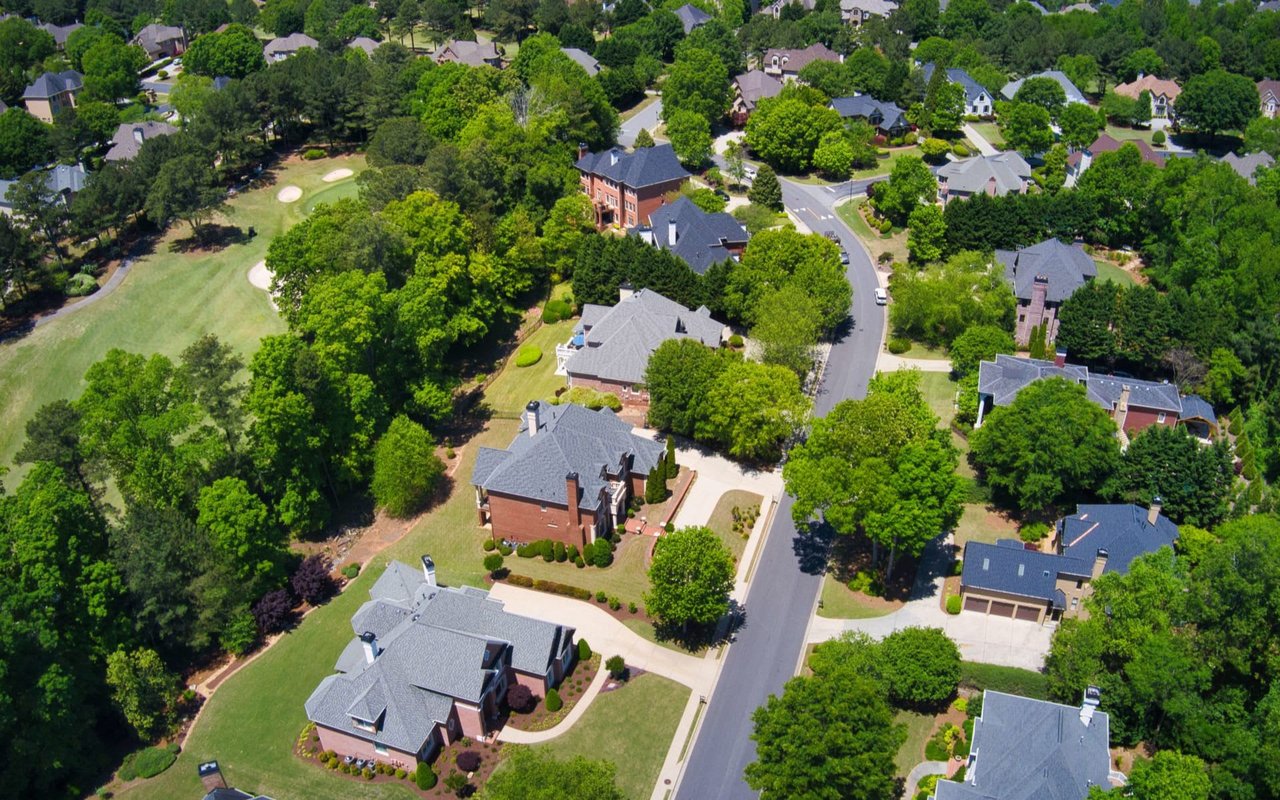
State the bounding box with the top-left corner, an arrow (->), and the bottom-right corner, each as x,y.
982,557 -> 989,570
1017,564 -> 1025,577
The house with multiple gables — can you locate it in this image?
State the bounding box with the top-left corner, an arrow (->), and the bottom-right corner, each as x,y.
472,400 -> 666,546
829,94 -> 910,137
1259,79 -> 1280,118
435,39 -> 502,68
937,152 -> 1032,204
104,121 -> 176,162
1001,69 -> 1088,105
22,69 -> 81,123
959,502 -> 1178,623
994,237 -> 1095,346
575,144 -> 690,229
673,2 -> 714,33
933,688 -> 1116,799
0,163 -> 86,216
633,195 -> 750,274
556,286 -> 728,408
840,0 -> 898,24
731,69 -> 783,125
1113,74 -> 1180,119
1067,134 -> 1165,183
762,43 -> 841,81
131,23 -> 186,59
263,33 -> 318,62
305,557 -> 575,767
921,64 -> 994,116
1222,151 -> 1275,185
976,353 -> 1219,438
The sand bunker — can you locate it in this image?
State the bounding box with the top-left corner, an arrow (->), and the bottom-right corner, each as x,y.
247,261 -> 279,311
277,185 -> 302,203
322,168 -> 354,182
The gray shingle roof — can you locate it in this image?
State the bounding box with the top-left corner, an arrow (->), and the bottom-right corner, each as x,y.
636,195 -> 749,274
995,237 -> 1096,303
1179,394 -> 1217,424
734,69 -> 783,112
935,690 -> 1111,800
961,539 -> 1092,603
104,121 -> 177,162
829,94 -> 908,132
38,21 -> 82,46
977,355 -> 1193,417
922,63 -> 988,104
575,144 -> 690,189
1221,151 -> 1274,185
348,36 -> 380,55
673,3 -> 713,33
564,287 -> 727,384
938,152 -> 1031,195
472,401 -> 665,508
1001,70 -> 1089,104
22,69 -> 82,100
1086,374 -> 1181,413
263,33 -> 318,58
1058,503 -> 1178,575
561,47 -> 600,75
131,23 -> 184,55
436,39 -> 501,67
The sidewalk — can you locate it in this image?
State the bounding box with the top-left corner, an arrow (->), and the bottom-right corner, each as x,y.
962,123 -> 999,157
498,665 -> 609,744
876,352 -> 954,372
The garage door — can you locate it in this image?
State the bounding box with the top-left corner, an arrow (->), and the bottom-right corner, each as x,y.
1015,605 -> 1040,622
988,601 -> 1015,618
964,596 -> 987,613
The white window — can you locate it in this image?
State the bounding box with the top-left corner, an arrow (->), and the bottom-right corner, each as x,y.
1071,597 -> 1079,609
374,743 -> 389,755
1157,412 -> 1167,423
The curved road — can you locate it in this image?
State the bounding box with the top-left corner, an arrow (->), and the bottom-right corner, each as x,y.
676,178 -> 886,799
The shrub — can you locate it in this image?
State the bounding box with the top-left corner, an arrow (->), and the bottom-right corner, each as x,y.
593,545 -> 614,568
596,590 -> 608,602
951,143 -> 970,157
303,148 -> 327,160
578,639 -> 592,659
507,683 -> 534,712
628,602 -> 637,613
887,337 -> 911,354
925,736 -> 949,761
482,539 -> 496,552
456,750 -> 481,772
946,594 -> 962,614
515,345 -> 543,367
608,596 -> 621,610
529,578 -> 592,600
517,543 -> 535,558
252,588 -> 297,634
132,746 -> 178,779
575,556 -> 585,567
362,767 -> 374,780
395,768 -> 407,779
220,609 -> 259,656
543,298 -> 573,323
567,544 -> 579,562
728,333 -> 744,348
340,562 -> 360,580
606,655 -> 627,679
291,554 -> 337,605
879,218 -> 893,234
1151,129 -> 1166,145
415,763 -> 437,790
545,688 -> 563,712
953,697 -> 968,713
66,272 -> 98,296
1019,522 -> 1050,543
446,446 -> 456,458
664,522 -> 675,533
953,559 -> 964,575
483,553 -> 504,574
554,542 -> 567,562
498,544 -> 513,556
444,773 -> 471,795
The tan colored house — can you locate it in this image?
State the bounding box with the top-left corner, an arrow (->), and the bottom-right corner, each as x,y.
1259,79 -> 1280,119
1114,74 -> 1180,119
435,39 -> 502,68
22,70 -> 82,123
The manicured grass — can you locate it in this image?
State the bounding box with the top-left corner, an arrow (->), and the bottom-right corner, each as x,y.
705,489 -> 764,564
851,147 -> 919,179
1094,259 -> 1136,287
894,709 -> 937,778
537,673 -> 690,800
952,503 -> 1010,549
918,372 -> 959,429
894,341 -> 952,361
818,574 -> 893,619
1104,124 -> 1158,146
959,661 -> 1049,699
507,533 -> 652,607
967,122 -> 1005,149
0,154 -> 365,488
836,198 -> 908,265
481,317 -> 577,416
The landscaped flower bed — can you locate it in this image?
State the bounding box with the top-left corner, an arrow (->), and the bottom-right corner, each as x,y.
504,654 -> 601,733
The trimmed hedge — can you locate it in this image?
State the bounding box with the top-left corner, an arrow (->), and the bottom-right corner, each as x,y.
959,661 -> 1048,699
515,345 -> 543,367
887,337 -> 911,354
303,148 -> 326,160
578,638 -> 592,659
415,763 -> 437,790
505,574 -> 593,601
122,744 -> 179,781
543,298 -> 574,323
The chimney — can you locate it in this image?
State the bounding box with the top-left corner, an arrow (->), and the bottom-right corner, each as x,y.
668,217 -> 678,247
359,630 -> 379,664
1092,548 -> 1108,579
525,400 -> 540,436
1031,275 -> 1049,312
577,142 -> 587,160
618,280 -> 635,302
566,472 -> 582,536
1080,685 -> 1102,726
1118,385 -> 1131,413
132,126 -> 145,144
1147,497 -> 1163,525
421,554 -> 436,586
637,225 -> 653,246
1054,347 -> 1067,368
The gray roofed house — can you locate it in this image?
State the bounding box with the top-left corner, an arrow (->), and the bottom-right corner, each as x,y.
934,690 -> 1113,800
1,162 -> 88,215
576,143 -> 690,190
995,237 -> 1095,346
1221,151 -> 1275,185
104,120 -> 177,161
561,47 -> 600,75
961,539 -> 1093,608
731,69 -> 783,123
37,20 -> 82,48
306,558 -> 576,765
348,36 -> 381,56
634,195 -> 749,274
762,0 -> 817,17
131,23 -> 186,59
840,0 -> 898,24
673,3 -> 713,33
435,39 -> 502,68
1001,70 -> 1089,105
263,32 -> 318,62
921,63 -> 994,115
1058,503 -> 1179,576
829,94 -> 909,136
937,152 -> 1032,203
22,69 -> 82,122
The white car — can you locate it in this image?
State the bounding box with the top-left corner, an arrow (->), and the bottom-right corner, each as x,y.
874,287 -> 888,305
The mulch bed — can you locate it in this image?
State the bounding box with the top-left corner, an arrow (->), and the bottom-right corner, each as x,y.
827,534 -> 919,603
505,654 -> 601,732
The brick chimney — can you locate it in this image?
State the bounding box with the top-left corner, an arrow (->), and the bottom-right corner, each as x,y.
566,472 -> 582,537
1030,275 -> 1049,316
1054,347 -> 1067,368
577,142 -> 587,160
1147,497 -> 1163,525
525,400 -> 540,437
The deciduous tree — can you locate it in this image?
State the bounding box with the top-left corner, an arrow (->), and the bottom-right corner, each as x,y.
371,415 -> 446,516
645,526 -> 735,628
105,647 -> 176,739
879,627 -> 960,708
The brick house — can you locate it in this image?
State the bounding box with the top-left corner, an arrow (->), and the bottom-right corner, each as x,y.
575,144 -> 690,229
556,286 -> 728,408
22,70 -> 82,124
762,43 -> 841,81
305,557 -> 575,767
958,502 -> 1178,623
936,152 -> 1031,205
830,94 -> 910,138
131,24 -> 186,59
471,401 -> 665,547
994,238 -> 1096,346
975,353 -> 1218,439
634,196 -> 750,274
263,33 -> 318,62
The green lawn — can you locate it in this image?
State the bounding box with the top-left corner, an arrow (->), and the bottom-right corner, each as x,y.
967,122 -> 1005,150
836,198 -> 908,264
851,147 -> 920,179
953,503 -> 1011,549
507,533 -> 652,608
894,709 -> 937,778
705,489 -> 763,565
1103,124 -> 1158,146
918,372 -> 959,429
818,574 -> 893,619
1094,260 -> 1136,287
537,673 -> 690,800
895,341 -> 951,361
482,316 -> 577,416
0,154 -> 365,489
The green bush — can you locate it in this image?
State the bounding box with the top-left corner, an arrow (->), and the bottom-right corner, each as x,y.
728,333 -> 744,348
608,596 -> 621,610
925,736 -> 949,761
529,578 -> 592,600
1019,522 -> 1050,543
444,773 -> 469,793
946,594 -> 962,614
498,544 -> 513,556
132,746 -> 178,779
66,272 -> 98,296
543,298 -> 573,323
606,655 -> 626,678
952,765 -> 967,782
554,542 -> 567,562
415,763 -> 437,790
887,337 -> 911,354
593,544 -> 614,567
507,574 -> 534,587
303,148 -> 326,160
1151,129 -> 1166,145
541,540 -> 555,562
483,538 -> 496,552
546,688 -> 563,712
515,344 -> 543,367
847,571 -> 878,595
879,218 -> 893,234
951,143 -> 970,157
578,638 -> 592,659
596,590 -> 607,602
567,544 -> 579,562
561,386 -> 623,411
340,563 -> 360,580
628,602 -> 637,613
959,661 -> 1048,699
395,768 -> 407,779
483,553 -> 504,573
575,556 -> 586,567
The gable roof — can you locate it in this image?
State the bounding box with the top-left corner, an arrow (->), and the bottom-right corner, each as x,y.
977,354 -> 1195,417
994,237 -> 1096,303
263,32 -> 318,58
673,3 -> 713,33
840,0 -> 899,16
436,39 -> 500,67
1113,74 -> 1180,101
1001,70 -> 1088,104
1260,79 -> 1280,104
37,21 -> 82,46
763,43 -> 840,74
1179,393 -> 1217,424
348,36 -> 380,55
1221,151 -> 1274,184
938,152 -> 1031,195
935,690 -> 1111,800
104,120 -> 177,161
1058,503 -> 1179,575
131,23 -> 184,53
637,195 -> 749,274
1087,133 -> 1164,166
829,94 -> 908,130
22,69 -> 82,99
564,287 -> 726,384
921,63 -> 989,104
561,47 -> 600,75
977,355 -> 1089,407
575,143 -> 690,189
472,401 -> 665,508
961,539 -> 1092,603
734,69 -> 783,110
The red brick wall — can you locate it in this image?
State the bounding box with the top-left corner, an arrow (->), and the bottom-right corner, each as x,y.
1123,406 -> 1177,435
456,703 -> 486,739
315,725 -> 427,767
566,373 -> 650,408
637,179 -> 686,225
512,670 -> 547,694
487,491 -> 593,547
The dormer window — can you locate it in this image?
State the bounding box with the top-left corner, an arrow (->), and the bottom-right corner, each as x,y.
351,716 -> 378,733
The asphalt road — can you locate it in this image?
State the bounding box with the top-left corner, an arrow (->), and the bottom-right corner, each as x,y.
619,95 -> 663,148
675,178 -> 886,799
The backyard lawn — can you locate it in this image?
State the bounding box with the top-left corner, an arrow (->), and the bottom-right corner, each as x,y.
918,372 -> 959,428
953,503 -> 1016,549
507,533 -> 653,607
894,709 -> 938,778
481,315 -> 578,416
968,122 -> 1005,150
537,673 -> 690,800
1094,260 -> 1137,287
0,154 -> 365,488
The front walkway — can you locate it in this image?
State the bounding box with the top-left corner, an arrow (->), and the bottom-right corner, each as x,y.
961,123 -> 1000,157
876,352 -> 955,373
904,760 -> 949,799
498,665 -> 610,744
